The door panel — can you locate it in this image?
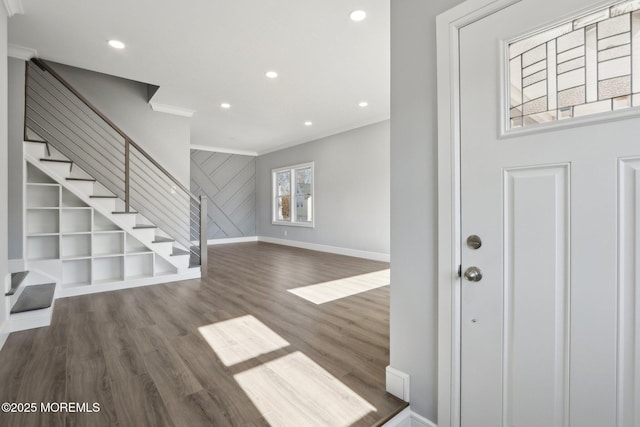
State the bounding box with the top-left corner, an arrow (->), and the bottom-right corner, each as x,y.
459,1 -> 639,425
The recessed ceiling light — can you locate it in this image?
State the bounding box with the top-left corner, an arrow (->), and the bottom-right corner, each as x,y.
349,10 -> 367,22
304,121 -> 313,126
265,71 -> 278,79
359,101 -> 369,107
107,40 -> 125,49
220,102 -> 231,109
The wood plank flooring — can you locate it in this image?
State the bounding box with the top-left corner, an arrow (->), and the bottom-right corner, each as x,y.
0,242 -> 406,427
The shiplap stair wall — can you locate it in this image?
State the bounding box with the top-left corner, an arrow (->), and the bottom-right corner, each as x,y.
24,139 -> 200,299
190,151 -> 256,239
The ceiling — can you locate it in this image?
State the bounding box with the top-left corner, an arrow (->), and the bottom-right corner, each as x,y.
8,0 -> 390,155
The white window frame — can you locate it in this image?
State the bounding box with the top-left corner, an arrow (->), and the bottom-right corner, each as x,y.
271,162 -> 315,227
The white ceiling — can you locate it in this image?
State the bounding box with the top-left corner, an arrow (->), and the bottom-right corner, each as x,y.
8,0 -> 390,155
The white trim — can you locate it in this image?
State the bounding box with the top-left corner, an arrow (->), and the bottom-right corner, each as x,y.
382,407 -> 411,427
258,236 -> 390,262
149,102 -> 196,117
436,1 -> 522,427
190,144 -> 258,157
8,259 -> 25,273
0,321 -> 9,352
382,408 -> 438,427
272,162 -> 315,228
386,366 -> 410,401
3,0 -> 23,16
207,236 -> 258,245
8,44 -> 37,60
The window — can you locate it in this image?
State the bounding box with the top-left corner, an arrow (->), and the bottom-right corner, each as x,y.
272,162 -> 314,227
508,0 -> 640,129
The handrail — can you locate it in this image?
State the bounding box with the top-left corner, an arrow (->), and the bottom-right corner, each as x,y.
31,58 -> 198,202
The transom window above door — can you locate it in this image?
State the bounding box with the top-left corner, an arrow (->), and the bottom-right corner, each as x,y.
272,162 -> 314,227
509,0 -> 640,129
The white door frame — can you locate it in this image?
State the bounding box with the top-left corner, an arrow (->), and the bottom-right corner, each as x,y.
435,1 -> 522,426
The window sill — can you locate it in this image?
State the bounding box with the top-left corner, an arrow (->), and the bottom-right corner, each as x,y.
272,221 -> 314,228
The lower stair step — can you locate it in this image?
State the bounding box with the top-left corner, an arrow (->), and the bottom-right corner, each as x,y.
171,248 -> 189,257
153,236 -> 175,243
7,271 -> 29,296
10,283 -> 56,314
133,225 -> 157,229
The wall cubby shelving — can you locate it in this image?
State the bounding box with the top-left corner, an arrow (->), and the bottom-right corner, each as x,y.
25,161 -> 176,288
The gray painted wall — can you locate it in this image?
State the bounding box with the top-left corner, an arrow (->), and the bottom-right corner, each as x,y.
389,0 -> 464,422
191,151 -> 256,239
1,6 -> 10,336
49,62 -> 191,184
257,120 -> 389,255
8,58 -> 24,259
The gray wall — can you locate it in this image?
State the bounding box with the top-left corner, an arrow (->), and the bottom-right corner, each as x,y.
8,58 -> 24,259
1,6 -> 10,337
257,120 -> 389,255
389,0 -> 464,422
191,151 -> 256,239
50,62 -> 191,184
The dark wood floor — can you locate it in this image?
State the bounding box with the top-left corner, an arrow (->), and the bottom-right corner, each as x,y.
0,242 -> 405,427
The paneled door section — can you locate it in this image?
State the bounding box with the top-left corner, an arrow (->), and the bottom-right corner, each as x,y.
459,1 -> 640,426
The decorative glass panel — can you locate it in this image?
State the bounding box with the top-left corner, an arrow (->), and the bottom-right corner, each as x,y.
509,0 -> 640,129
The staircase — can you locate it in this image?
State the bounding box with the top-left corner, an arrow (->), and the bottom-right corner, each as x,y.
9,58 -> 208,329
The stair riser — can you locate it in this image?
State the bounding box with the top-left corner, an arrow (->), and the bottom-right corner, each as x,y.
66,181 -> 96,196
91,199 -> 117,211
153,242 -> 174,257
42,162 -> 72,177
132,228 -> 156,242
172,255 -> 191,272
24,142 -> 47,158
113,215 -> 137,229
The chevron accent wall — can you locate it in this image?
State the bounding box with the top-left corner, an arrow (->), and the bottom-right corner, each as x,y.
190,150 -> 256,239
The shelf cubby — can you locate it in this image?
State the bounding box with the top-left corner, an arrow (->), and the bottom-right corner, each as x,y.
126,253 -> 154,279
155,256 -> 177,276
94,212 -> 121,231
61,208 -> 92,233
27,184 -> 60,208
27,235 -> 60,260
27,162 -> 56,184
93,256 -> 124,284
93,232 -> 124,256
126,235 -> 149,254
62,259 -> 91,287
27,209 -> 59,234
61,188 -> 88,208
61,234 -> 92,259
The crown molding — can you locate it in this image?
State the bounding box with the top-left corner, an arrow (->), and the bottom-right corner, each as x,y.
149,101 -> 196,117
8,44 -> 37,60
3,0 -> 24,16
190,144 -> 258,157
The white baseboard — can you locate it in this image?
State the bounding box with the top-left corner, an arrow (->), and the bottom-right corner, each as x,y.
382,408 -> 437,427
207,236 -> 258,245
8,259 -> 25,273
258,236 -> 390,262
386,366 -> 410,401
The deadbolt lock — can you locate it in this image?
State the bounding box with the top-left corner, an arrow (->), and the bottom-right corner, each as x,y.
467,235 -> 482,250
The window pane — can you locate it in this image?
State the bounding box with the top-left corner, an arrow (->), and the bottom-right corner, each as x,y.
276,171 -> 290,196
276,196 -> 290,221
508,1 -> 640,129
295,168 -> 312,222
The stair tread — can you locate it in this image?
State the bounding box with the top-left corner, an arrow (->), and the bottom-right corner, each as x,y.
113,211 -> 138,215
10,283 -> 56,314
90,195 -> 117,199
25,139 -> 47,144
40,158 -> 72,163
153,236 -> 175,243
66,177 -> 96,182
133,225 -> 157,229
6,271 -> 29,296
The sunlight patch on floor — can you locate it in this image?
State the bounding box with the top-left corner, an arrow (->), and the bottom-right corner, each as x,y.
198,315 -> 289,366
234,351 -> 376,426
287,269 -> 390,304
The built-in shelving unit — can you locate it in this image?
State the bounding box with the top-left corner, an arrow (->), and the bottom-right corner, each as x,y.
25,162 -> 177,289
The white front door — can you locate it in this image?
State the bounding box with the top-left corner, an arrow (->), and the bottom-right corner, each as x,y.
460,1 -> 640,426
